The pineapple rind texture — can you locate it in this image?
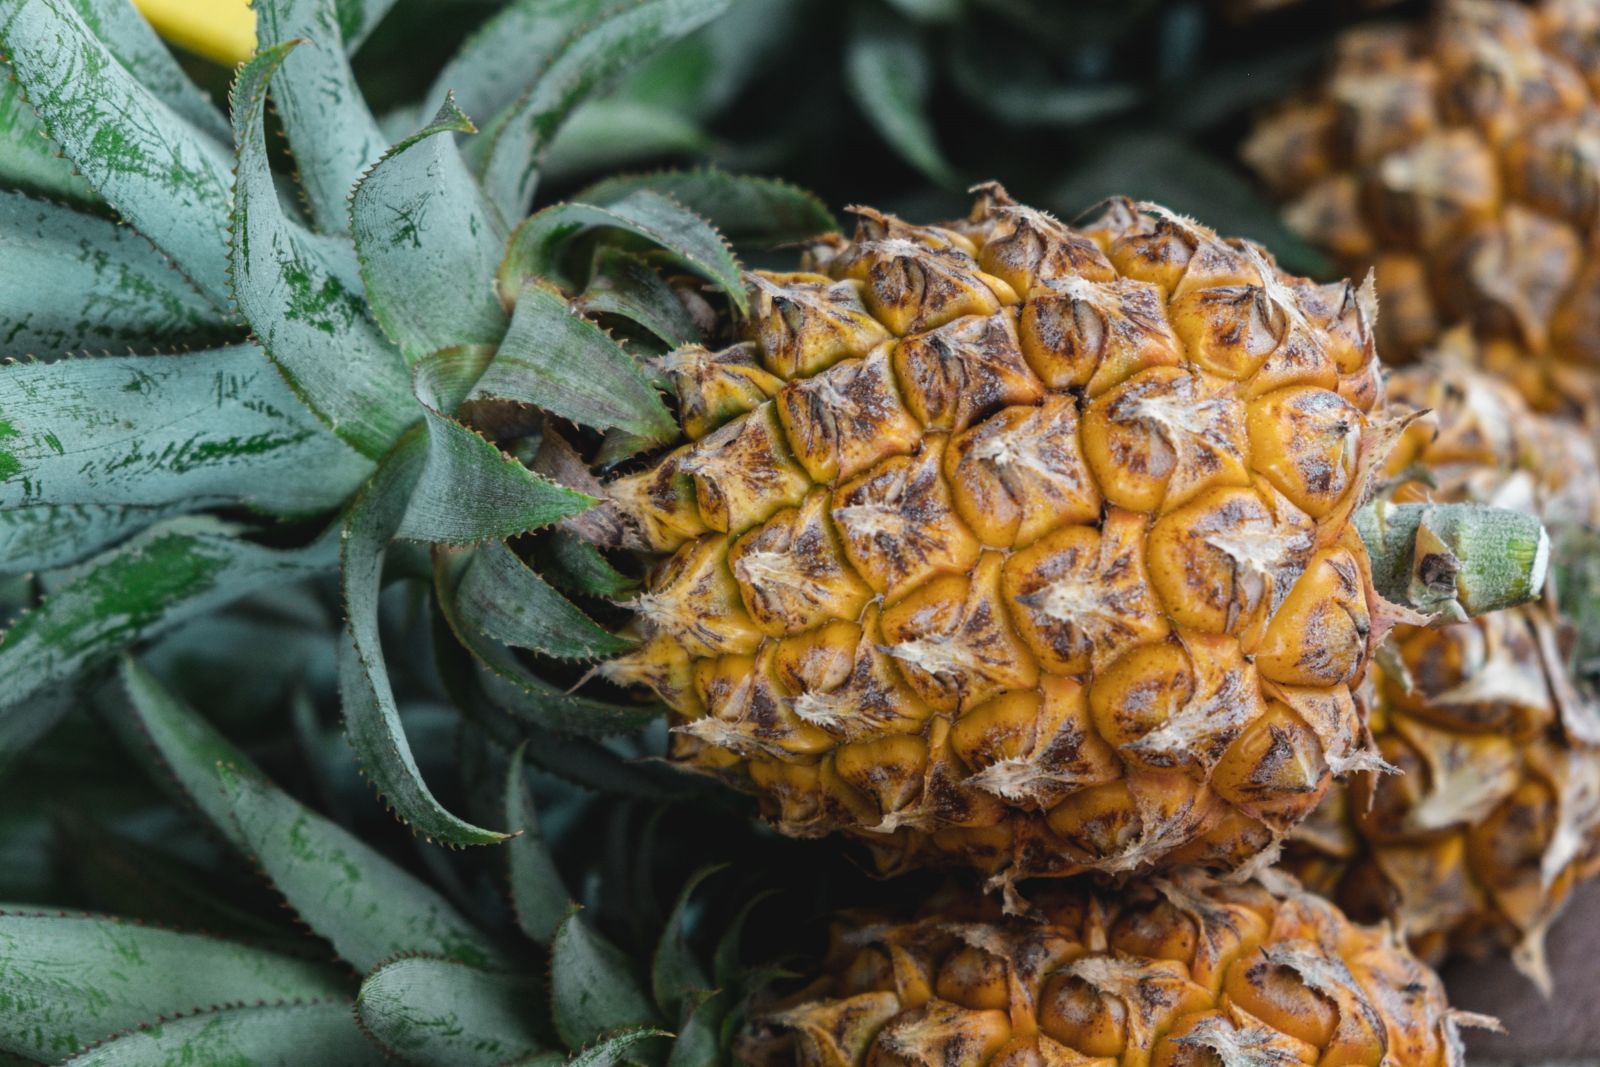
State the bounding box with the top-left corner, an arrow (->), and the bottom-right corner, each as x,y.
1244,0 -> 1600,417
745,870 -> 1478,1067
608,187 -> 1397,882
1286,355 -> 1600,989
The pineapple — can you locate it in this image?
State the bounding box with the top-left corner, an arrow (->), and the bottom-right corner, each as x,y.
1288,348 -> 1600,991
746,868 -> 1494,1067
0,0 -> 1544,886
1243,0 -> 1600,417
602,186 -> 1545,884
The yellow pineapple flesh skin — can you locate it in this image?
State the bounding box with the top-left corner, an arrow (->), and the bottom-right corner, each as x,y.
1244,0 -> 1600,418
605,186 -> 1405,883
1287,350 -> 1600,990
745,870 -> 1483,1067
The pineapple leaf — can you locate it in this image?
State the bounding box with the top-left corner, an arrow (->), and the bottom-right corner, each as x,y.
422,0 -> 619,140
0,346 -> 371,515
61,999 -> 385,1067
0,504 -> 186,577
0,68 -> 97,206
339,428 -> 515,847
0,190 -> 232,357
0,912 -> 348,1062
844,10 -> 959,189
452,540 -> 633,660
0,517 -> 337,714
434,550 -> 658,740
67,0 -> 231,145
405,347 -> 597,543
665,991 -> 726,1067
499,191 -> 746,314
533,532 -> 638,599
539,99 -> 711,185
473,283 -> 677,449
578,247 -> 702,349
652,865 -> 721,1021
549,911 -> 662,1050
351,95 -> 509,365
0,0 -> 235,305
332,0 -> 397,49
255,0 -> 388,237
356,957 -> 546,1066
560,1028 -> 673,1067
477,0 -> 733,219
505,742 -> 570,944
230,43 -> 418,460
217,757 -> 509,970
578,169 -> 839,246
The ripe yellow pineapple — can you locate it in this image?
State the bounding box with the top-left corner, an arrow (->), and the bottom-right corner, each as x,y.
745,869 -> 1493,1067
1288,348 -> 1600,990
1243,0 -> 1600,416
603,186 -> 1424,884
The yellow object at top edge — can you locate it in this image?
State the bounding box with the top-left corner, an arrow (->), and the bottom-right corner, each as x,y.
132,0 -> 256,66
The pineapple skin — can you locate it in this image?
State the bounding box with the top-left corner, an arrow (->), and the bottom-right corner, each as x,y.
606,186 -> 1402,884
745,870 -> 1479,1067
1287,354 -> 1600,989
1244,0 -> 1600,417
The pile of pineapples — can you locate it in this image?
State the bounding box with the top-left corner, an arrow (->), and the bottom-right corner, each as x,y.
1,0 -> 1597,1064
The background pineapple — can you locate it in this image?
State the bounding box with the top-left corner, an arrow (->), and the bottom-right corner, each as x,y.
744,870 -> 1490,1067
1244,0 -> 1600,417
1288,349 -> 1600,991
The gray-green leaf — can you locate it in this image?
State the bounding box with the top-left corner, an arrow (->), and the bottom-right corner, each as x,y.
578,169 -> 838,246
61,999 -> 385,1067
0,0 -> 235,304
351,96 -> 509,364
477,0 -> 733,218
230,44 -> 417,459
549,912 -> 661,1050
499,191 -> 745,314
0,346 -> 370,515
68,0 -> 231,144
0,190 -> 231,357
505,743 -> 570,944
0,913 -> 347,1062
339,429 -> 514,846
0,66 -> 96,206
0,518 -> 338,713
453,540 -> 631,659
357,957 -> 545,1067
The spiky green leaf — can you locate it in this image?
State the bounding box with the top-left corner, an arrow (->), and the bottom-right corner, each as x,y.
433,550 -> 657,739
230,44 -> 416,459
0,518 -> 337,713
576,247 -> 701,349
477,0 -> 733,218
339,429 -> 512,846
453,540 -> 631,659
652,866 -> 719,1021
67,0 -> 231,144
218,761 -> 507,970
62,999 -> 384,1067
351,97 -> 508,364
0,913 -> 347,1062
0,191 -> 231,357
255,0 -> 387,236
403,346 -> 596,544
665,992 -> 725,1067
0,0 -> 234,304
0,68 -> 95,205
844,12 -> 958,188
563,1028 -> 671,1067
0,346 -> 370,514
534,533 -> 637,599
540,98 -> 710,183
473,284 -> 675,450
579,170 -> 838,246
505,743 -> 569,944
0,504 -> 183,577
499,191 -> 745,313
357,957 -> 545,1066
549,912 -> 660,1050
